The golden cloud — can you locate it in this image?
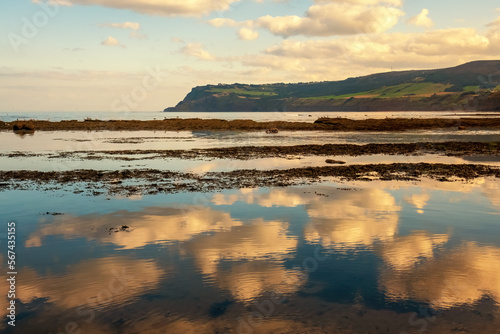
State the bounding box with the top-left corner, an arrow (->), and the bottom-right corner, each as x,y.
17,256 -> 164,310
214,261 -> 306,302
53,0 -> 239,17
377,231 -> 449,271
25,206 -> 243,249
380,242 -> 500,309
183,219 -> 298,276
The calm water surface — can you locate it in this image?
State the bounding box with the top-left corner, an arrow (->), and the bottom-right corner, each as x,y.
1,110 -> 500,122
2,129 -> 500,153
1,179 -> 499,333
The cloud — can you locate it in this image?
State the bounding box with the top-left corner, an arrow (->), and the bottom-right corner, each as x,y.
52,0 -> 240,17
101,36 -> 126,48
408,8 -> 434,28
181,43 -> 216,60
405,191 -> 431,214
487,16 -> 500,28
238,27 -> 259,40
17,256 -> 164,310
184,219 -> 298,275
316,0 -> 402,5
171,37 -> 185,43
99,21 -> 140,30
304,188 -> 401,250
377,231 -> 449,270
212,187 -> 401,251
25,206 -> 243,249
380,243 -> 500,309
255,2 -> 404,37
129,31 -> 148,39
213,261 -> 305,302
207,17 -> 242,28
239,27 -> 495,81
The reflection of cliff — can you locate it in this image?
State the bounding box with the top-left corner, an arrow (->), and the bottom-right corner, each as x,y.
380,243 -> 500,309
26,206 -> 243,249
17,256 -> 164,310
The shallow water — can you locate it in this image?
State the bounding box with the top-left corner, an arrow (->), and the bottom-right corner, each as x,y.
2,153 -> 499,173
2,110 -> 500,122
1,179 -> 500,333
2,129 -> 500,153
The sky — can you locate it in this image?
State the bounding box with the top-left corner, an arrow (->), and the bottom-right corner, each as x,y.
1,0 -> 500,112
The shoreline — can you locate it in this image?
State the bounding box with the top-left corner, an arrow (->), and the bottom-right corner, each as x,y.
2,117 -> 500,132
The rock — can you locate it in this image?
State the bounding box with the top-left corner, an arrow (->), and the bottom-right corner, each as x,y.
458,126 -> 466,130
266,128 -> 279,134
325,159 -> 346,164
12,121 -> 35,133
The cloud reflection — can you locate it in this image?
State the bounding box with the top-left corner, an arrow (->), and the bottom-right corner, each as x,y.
26,206 -> 243,249
184,219 -> 298,276
214,262 -> 306,303
213,187 -> 402,251
17,256 -> 164,310
380,242 -> 500,309
183,219 -> 301,302
377,231 -> 449,271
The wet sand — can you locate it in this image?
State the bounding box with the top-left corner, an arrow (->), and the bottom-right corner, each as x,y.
3,117 -> 500,132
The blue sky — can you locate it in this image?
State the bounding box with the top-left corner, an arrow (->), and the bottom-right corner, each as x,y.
1,0 -> 500,112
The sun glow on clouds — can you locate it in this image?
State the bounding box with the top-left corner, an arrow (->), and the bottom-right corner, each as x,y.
3,0 -> 500,111
408,8 -> 434,28
99,21 -> 140,30
101,36 -> 126,48
46,0 -> 240,16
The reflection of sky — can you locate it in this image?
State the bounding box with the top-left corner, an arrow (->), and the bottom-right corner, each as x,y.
3,129 -> 500,153
2,179 -> 500,332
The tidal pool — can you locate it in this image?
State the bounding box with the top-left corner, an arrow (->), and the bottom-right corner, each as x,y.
1,179 -> 499,333
2,129 -> 500,153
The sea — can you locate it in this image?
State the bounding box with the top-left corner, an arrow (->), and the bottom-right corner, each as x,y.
1,110 -> 500,333
1,110 -> 500,122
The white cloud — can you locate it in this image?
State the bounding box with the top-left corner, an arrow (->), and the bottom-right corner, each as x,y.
487,16 -> 500,28
256,2 -> 404,37
181,43 -> 216,60
129,31 -> 148,39
315,0 -> 402,5
223,26 -> 500,83
238,27 -> 259,40
101,36 -> 126,48
380,243 -> 500,309
261,28 -> 491,65
207,18 -> 242,27
99,21 -> 140,30
53,0 -> 240,17
408,8 -> 434,28
171,37 -> 185,43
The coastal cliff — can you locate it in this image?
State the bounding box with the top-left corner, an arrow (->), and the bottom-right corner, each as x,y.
165,61 -> 500,112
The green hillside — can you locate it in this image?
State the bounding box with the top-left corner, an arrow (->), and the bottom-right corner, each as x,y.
165,61 -> 500,112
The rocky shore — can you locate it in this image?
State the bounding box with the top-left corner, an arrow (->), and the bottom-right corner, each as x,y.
2,117 -> 500,132
1,163 -> 499,196
3,142 -> 499,160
